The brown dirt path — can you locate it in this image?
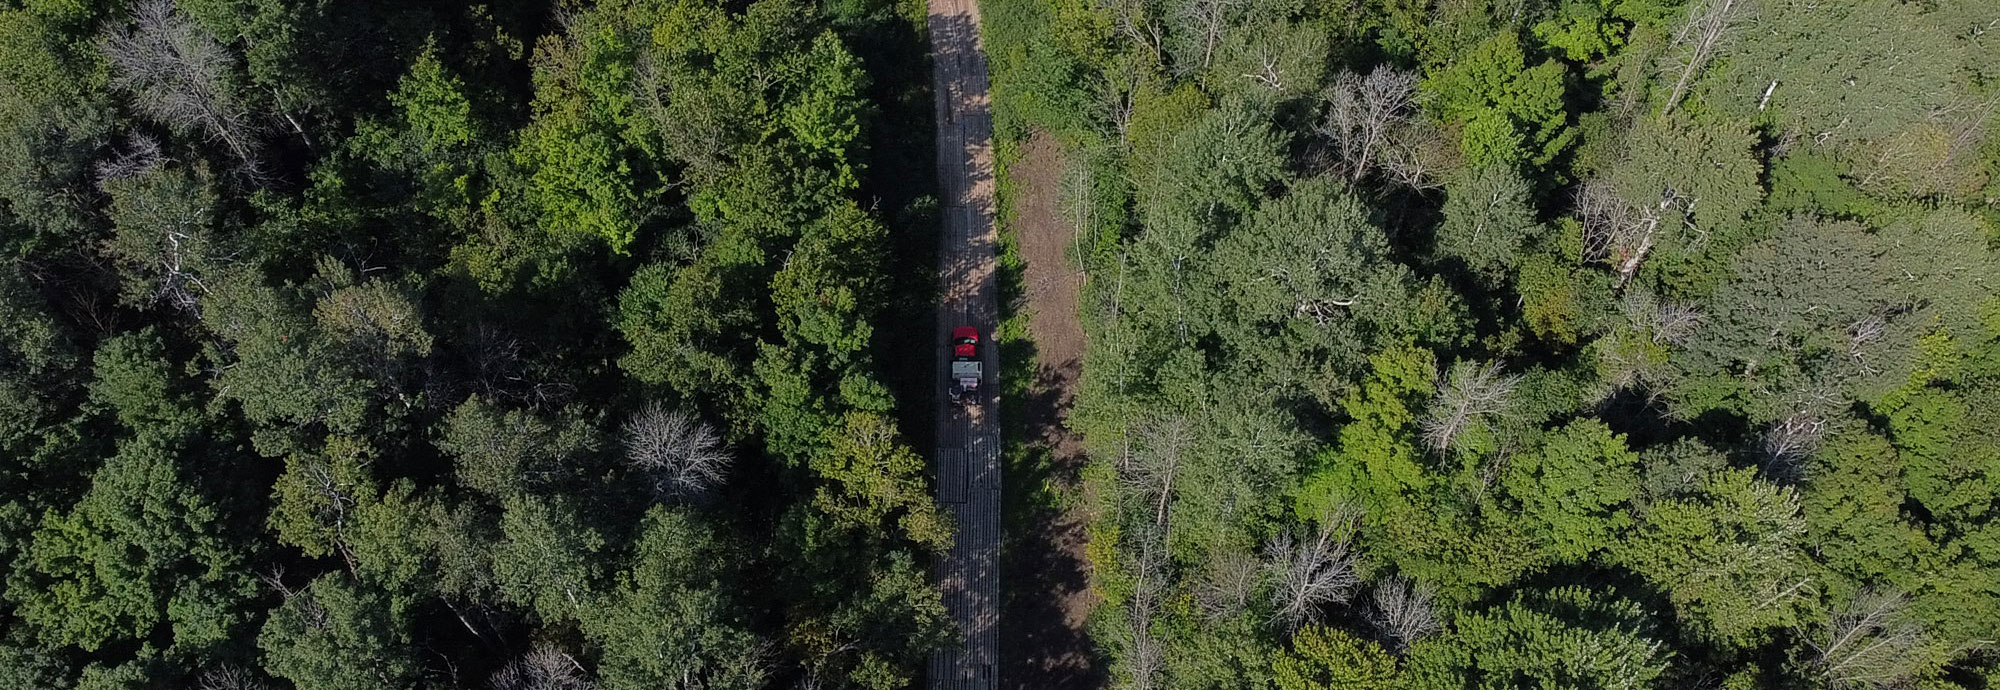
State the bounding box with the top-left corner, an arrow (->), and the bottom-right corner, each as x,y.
997,132 -> 1101,690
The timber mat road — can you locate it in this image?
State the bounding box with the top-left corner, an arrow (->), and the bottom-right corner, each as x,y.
926,0 -> 1001,688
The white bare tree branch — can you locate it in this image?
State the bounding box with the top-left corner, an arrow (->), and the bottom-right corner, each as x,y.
1366,575 -> 1440,652
1660,0 -> 1747,116
1170,0 -> 1242,72
1195,550 -> 1260,622
1421,360 -> 1520,456
491,645 -> 595,690
1809,587 -> 1929,690
95,133 -> 165,189
1575,179 -> 1683,287
103,0 -> 263,172
1317,68 -> 1421,185
193,666 -> 271,690
1760,411 -> 1826,482
1266,506 -> 1363,631
1124,530 -> 1169,690
1120,414 -> 1193,530
624,404 -> 731,501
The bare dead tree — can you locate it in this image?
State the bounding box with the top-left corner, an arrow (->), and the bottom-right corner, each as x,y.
1317,68 -> 1420,184
1366,575 -> 1439,652
103,0 -> 262,172
1659,0 -> 1747,116
1810,588 -> 1929,690
1377,121 -> 1453,191
1648,302 -> 1703,346
1104,0 -> 1165,65
1421,360 -> 1520,456
1195,549 -> 1260,622
1170,0 -> 1241,72
191,666 -> 271,690
1121,414 -> 1193,530
1574,179 -> 1683,288
94,133 -> 165,189
491,645 -> 595,690
1124,530 -> 1169,690
1760,411 -> 1827,484
623,404 -> 731,501
1265,506 -> 1363,631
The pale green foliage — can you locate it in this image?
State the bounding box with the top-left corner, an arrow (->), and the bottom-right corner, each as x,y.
1500,420 -> 1640,563
1613,468 -> 1810,647
1611,113 -> 1762,237
1214,177 -> 1422,367
493,495 -> 605,622
812,413 -> 949,550
1675,212 -> 1999,421
7,437 -> 250,653
781,33 -> 867,189
1424,32 -> 1574,169
1711,0 -> 1969,155
772,204 -> 884,362
388,44 -> 477,156
1140,100 -> 1289,233
437,397 -> 597,499
1273,626 -> 1398,690
268,435 -> 375,560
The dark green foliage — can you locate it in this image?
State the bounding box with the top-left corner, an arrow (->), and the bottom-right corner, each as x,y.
0,0 -> 947,687
583,508 -> 764,690
257,575 -> 420,690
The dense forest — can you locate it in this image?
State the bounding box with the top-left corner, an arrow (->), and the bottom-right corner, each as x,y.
982,0 -> 2000,688
0,0 -> 955,688
6,0 -> 2000,688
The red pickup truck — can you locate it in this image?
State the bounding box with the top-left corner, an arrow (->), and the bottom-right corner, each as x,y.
949,326 -> 982,403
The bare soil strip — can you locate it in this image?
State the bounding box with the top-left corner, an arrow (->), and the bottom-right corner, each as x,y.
997,132 -> 1102,690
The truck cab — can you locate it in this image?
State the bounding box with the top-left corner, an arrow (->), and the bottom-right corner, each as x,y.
950,326 -> 982,403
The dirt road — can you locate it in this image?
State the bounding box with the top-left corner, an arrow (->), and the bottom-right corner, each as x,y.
926,0 -> 1002,688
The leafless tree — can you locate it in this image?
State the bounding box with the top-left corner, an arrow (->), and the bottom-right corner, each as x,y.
191,666 -> 271,690
1659,0 -> 1747,116
103,0 -> 262,172
1421,360 -> 1520,456
1366,576 -> 1439,652
1123,529 -> 1169,690
95,133 -> 165,189
1169,0 -> 1242,73
1761,410 -> 1827,483
1647,302 -> 1703,347
491,646 -> 595,690
1809,588 -> 1929,690
1195,549 -> 1260,622
1317,68 -> 1421,184
624,404 -> 731,501
1574,179 -> 1687,288
1120,414 -> 1192,530
1265,506 -> 1363,631
1104,0 -> 1166,65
